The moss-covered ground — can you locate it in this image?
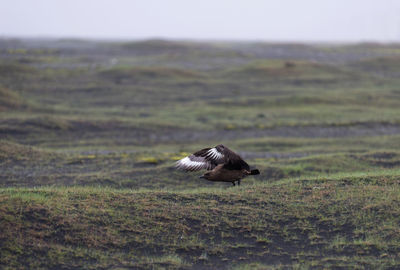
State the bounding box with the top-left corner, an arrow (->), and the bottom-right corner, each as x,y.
1,38 -> 400,269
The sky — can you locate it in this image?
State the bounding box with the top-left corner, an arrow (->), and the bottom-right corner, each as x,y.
1,0 -> 400,42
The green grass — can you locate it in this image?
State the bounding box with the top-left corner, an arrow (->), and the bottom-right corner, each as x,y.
2,175 -> 400,269
2,38 -> 400,269
0,86 -> 27,111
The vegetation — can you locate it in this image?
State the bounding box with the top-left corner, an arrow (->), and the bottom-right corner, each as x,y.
1,38 -> 400,269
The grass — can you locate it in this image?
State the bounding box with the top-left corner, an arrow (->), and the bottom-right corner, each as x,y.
2,175 -> 400,269
0,86 -> 27,111
2,38 -> 400,269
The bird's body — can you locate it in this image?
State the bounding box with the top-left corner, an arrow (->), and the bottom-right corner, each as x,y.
175,144 -> 260,186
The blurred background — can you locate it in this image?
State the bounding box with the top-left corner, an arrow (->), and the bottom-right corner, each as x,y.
1,0 -> 400,189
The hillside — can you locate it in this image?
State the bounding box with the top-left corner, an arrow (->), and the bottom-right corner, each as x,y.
1,38 -> 400,269
2,173 -> 400,269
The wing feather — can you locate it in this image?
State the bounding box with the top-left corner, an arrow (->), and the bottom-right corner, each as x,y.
175,144 -> 250,172
219,145 -> 250,171
198,147 -> 225,163
175,156 -> 214,171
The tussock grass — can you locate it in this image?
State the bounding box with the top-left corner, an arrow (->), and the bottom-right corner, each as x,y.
2,39 -> 400,269
2,174 -> 400,269
0,140 -> 58,162
0,86 -> 27,111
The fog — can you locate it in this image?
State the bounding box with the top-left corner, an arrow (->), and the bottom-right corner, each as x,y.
1,0 -> 399,42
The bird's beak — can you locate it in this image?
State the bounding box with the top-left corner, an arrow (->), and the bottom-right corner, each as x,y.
199,176 -> 205,179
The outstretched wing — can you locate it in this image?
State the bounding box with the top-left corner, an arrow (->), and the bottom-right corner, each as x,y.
175,144 -> 250,172
175,146 -> 224,172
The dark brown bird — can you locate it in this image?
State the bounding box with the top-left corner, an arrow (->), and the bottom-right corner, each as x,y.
175,144 -> 260,186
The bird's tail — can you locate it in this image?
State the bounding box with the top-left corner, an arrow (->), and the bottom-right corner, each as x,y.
250,169 -> 260,175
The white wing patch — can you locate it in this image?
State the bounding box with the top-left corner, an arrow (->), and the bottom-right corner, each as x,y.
175,146 -> 225,172
175,156 -> 209,171
205,148 -> 224,161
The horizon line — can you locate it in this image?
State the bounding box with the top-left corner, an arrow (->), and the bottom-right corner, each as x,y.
1,35 -> 400,45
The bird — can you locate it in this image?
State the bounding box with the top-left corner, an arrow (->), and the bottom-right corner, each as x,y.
175,144 -> 260,186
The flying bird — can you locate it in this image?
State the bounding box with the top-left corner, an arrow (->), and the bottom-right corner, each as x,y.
175,144 -> 260,186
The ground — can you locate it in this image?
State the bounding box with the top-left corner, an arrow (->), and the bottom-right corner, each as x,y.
1,38 -> 400,269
